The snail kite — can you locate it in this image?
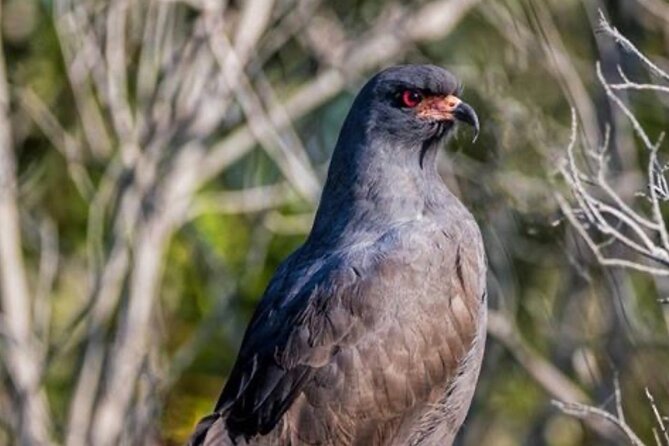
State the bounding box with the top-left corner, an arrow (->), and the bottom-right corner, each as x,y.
190,64 -> 487,446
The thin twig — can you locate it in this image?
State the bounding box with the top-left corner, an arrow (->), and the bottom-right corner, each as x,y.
646,388 -> 669,445
552,400 -> 646,446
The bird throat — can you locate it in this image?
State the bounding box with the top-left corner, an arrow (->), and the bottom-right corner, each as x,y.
308,138 -> 448,247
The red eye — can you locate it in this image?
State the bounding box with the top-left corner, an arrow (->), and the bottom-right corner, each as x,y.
401,90 -> 422,108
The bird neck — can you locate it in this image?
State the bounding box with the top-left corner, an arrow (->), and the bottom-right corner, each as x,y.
307,134 -> 454,248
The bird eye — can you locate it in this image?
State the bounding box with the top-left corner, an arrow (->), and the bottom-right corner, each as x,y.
401,90 -> 423,108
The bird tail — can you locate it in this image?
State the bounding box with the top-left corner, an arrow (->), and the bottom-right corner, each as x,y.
188,412 -> 237,446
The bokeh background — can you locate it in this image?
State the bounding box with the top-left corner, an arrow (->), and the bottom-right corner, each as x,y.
0,0 -> 668,445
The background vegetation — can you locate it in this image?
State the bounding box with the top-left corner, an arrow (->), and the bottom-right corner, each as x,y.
0,0 -> 667,445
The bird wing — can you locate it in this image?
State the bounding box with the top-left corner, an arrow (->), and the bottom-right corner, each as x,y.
213,247 -> 369,437
200,222 -> 486,443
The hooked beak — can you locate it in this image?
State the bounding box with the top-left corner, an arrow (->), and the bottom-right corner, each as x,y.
417,95 -> 480,142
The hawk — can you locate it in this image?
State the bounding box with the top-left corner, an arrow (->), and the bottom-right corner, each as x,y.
190,65 -> 486,446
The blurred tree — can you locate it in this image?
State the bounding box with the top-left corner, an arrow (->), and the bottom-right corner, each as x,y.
0,0 -> 666,445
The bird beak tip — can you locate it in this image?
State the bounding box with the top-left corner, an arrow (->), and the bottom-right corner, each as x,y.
453,101 -> 479,143
471,121 -> 480,143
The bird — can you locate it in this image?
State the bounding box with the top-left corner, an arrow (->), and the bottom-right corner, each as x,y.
189,64 -> 487,446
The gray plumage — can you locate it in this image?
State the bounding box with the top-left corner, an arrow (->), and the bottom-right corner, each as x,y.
190,65 -> 487,446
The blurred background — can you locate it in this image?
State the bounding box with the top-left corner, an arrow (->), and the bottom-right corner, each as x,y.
0,0 -> 668,445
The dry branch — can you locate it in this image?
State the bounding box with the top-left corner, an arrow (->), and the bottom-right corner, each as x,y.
0,0 -> 484,444
556,31 -> 669,276
0,3 -> 52,444
555,12 -> 669,446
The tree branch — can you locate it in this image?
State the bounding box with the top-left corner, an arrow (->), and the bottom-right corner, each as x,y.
0,3 -> 52,442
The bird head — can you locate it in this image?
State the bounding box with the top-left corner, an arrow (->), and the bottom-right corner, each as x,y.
313,65 -> 479,240
351,65 -> 479,147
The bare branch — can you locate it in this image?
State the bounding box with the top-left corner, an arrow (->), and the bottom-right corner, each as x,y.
609,80 -> 669,94
556,193 -> 669,276
234,0 -> 275,62
487,311 -> 588,404
552,399 -> 646,446
205,15 -> 321,202
105,0 -> 136,147
16,87 -> 94,200
555,15 -> 669,445
614,373 -> 625,423
556,36 -> 669,276
487,310 -> 622,442
0,3 -> 52,442
90,144 -> 205,446
597,10 -> 669,83
53,0 -> 113,158
186,182 -> 295,220
200,0 -> 483,187
646,388 -> 669,445
34,217 -> 58,347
